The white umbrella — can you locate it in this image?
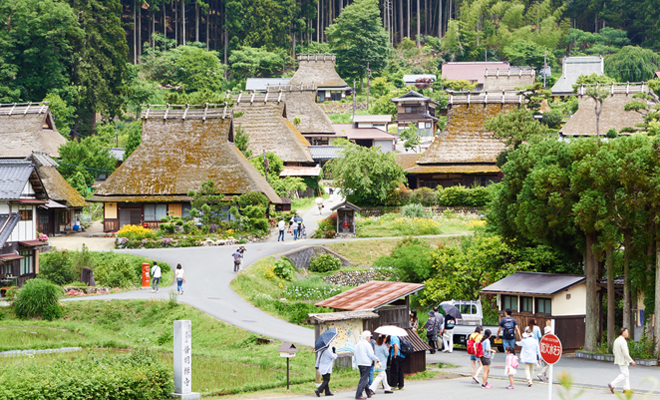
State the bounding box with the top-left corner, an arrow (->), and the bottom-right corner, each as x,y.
374,325 -> 408,337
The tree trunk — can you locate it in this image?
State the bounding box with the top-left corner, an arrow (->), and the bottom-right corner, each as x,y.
133,1 -> 137,64
407,0 -> 411,39
196,2 -> 199,43
317,0 -> 320,42
416,0 -> 420,47
138,1 -> 142,61
206,8 -> 210,50
182,0 -> 186,45
399,0 -> 403,42
438,0 -> 442,37
223,0 -> 228,79
623,232 -> 632,334
175,0 -> 178,45
585,232 -> 600,352
606,248 -> 615,352
163,4 -> 167,41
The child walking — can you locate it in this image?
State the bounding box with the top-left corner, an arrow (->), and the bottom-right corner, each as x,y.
481,329 -> 496,389
504,346 -> 519,389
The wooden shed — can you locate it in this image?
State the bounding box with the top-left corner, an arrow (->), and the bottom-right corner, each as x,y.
331,200 -> 361,236
481,271 -> 587,351
402,327 -> 432,374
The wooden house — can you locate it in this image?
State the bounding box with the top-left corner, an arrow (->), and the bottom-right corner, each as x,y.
233,92 -> 315,166
90,104 -> 281,232
0,103 -> 67,159
28,152 -> 87,236
404,91 -> 524,188
480,272 -> 587,351
551,56 -> 604,97
390,90 -> 440,139
0,161 -> 49,289
333,124 -> 396,152
560,83 -> 658,137
289,54 -> 350,102
352,115 -> 392,131
315,281 -> 429,373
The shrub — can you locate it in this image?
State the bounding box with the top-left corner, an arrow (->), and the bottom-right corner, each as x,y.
95,257 -> 139,288
437,185 -> 470,206
313,213 -> 337,238
542,109 -> 563,128
14,279 -> 62,319
410,187 -> 436,206
117,224 -> 157,240
273,301 -> 332,324
401,203 -> 427,218
159,223 -> 176,234
39,250 -> 76,285
308,253 -> 341,273
0,350 -> 172,399
42,304 -> 63,321
273,258 -> 297,281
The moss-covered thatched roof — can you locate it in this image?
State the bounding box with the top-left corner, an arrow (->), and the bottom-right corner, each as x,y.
290,54 -> 349,89
91,109 -> 280,204
28,152 -> 86,208
279,89 -> 336,134
0,103 -> 67,158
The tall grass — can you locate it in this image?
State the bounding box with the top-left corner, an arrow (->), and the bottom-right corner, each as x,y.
14,279 -> 62,319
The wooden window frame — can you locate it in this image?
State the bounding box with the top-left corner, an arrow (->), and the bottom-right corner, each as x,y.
19,210 -> 33,221
501,295 -> 518,312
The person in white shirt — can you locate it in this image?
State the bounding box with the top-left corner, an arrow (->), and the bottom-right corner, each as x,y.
355,331 -> 380,399
608,327 -> 636,394
315,345 -> 338,397
278,218 -> 286,242
150,262 -> 161,292
516,328 -> 541,387
175,264 -> 185,295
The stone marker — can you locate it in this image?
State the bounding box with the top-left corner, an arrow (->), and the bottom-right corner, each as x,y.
173,320 -> 200,399
80,267 -> 95,287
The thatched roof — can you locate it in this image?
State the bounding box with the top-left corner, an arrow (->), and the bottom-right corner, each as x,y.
405,164 -> 501,174
551,56 -> 604,95
91,106 -> 280,204
290,54 -> 349,89
0,103 -> 67,158
233,94 -> 313,163
282,90 -> 336,134
28,152 -> 86,208
416,102 -> 516,165
560,84 -> 657,136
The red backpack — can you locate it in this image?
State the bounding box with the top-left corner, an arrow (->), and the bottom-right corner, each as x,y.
474,341 -> 485,358
467,337 -> 476,355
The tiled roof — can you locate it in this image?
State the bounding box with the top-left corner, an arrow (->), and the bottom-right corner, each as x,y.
309,145 -> 345,161
0,162 -> 34,199
316,281 -> 425,311
0,213 -> 20,248
481,272 -> 585,296
333,124 -> 396,140
353,115 -> 393,123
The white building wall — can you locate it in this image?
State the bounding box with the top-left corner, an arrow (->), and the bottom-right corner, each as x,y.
20,181 -> 35,198
9,205 -> 37,242
0,202 -> 8,213
374,140 -> 395,153
552,283 -> 587,316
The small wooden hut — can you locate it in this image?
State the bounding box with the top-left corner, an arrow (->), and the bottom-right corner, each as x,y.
90,104 -> 281,232
0,102 -> 67,159
331,201 -> 360,236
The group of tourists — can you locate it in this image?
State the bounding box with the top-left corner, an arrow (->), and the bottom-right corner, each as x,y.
315,330 -> 407,399
277,213 -> 305,242
412,307 -> 456,354
150,261 -> 186,294
231,246 -> 246,273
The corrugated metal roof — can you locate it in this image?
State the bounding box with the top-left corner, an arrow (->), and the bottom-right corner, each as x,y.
306,310 -> 380,324
480,272 -> 585,296
0,213 -> 21,248
551,56 -> 604,95
280,166 -> 322,177
0,162 -> 34,199
333,124 -> 397,140
309,145 -> 345,161
442,62 -> 510,84
316,281 -> 424,311
353,115 -> 392,123
403,74 -> 437,83
403,328 -> 432,352
245,78 -> 292,92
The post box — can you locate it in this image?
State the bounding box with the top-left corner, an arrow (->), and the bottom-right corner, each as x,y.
142,262 -> 150,288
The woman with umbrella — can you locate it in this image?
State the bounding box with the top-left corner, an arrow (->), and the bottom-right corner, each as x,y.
441,303 -> 461,353
315,329 -> 339,397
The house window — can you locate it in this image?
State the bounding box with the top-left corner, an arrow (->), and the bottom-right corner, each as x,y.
60,212 -> 68,224
405,106 -> 418,114
536,298 -> 552,314
19,250 -> 34,275
502,295 -> 518,311
38,213 -> 49,224
144,204 -> 167,222
425,122 -> 432,129
520,296 -> 533,313
19,210 -> 32,221
182,204 -> 193,218
1,262 -> 11,276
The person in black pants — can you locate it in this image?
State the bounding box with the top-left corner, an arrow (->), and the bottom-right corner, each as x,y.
386,335 -> 405,390
315,346 -> 338,397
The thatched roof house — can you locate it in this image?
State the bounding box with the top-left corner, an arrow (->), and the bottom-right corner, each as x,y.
91,104 -> 280,232
27,152 -> 87,235
390,90 -> 441,139
560,83 -> 658,137
233,93 -> 313,164
290,55 -> 350,102
406,93 -> 522,188
271,86 -> 337,136
0,103 -> 67,159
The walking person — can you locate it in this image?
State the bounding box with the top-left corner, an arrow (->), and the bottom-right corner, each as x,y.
496,308 -> 522,354
232,248 -> 242,273
290,218 -> 299,241
433,306 -> 444,350
278,217 -> 286,241
608,327 -> 636,394
175,264 -> 185,295
516,327 -> 541,387
387,335 -> 405,390
480,329 -> 495,389
150,261 -> 161,292
442,312 -> 455,352
504,346 -> 519,389
538,324 -> 553,382
369,335 -> 393,394
409,310 -> 419,330
468,326 -> 484,384
315,346 -> 338,397
355,331 -> 380,399
423,310 -> 439,354
528,319 -> 542,342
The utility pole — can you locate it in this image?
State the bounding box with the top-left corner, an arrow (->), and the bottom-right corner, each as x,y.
366,61 -> 371,110
543,49 -> 547,88
352,79 -> 356,121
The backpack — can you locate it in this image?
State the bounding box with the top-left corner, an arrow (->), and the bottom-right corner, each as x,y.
474,341 -> 484,358
502,317 -> 516,340
400,338 -> 414,357
510,355 -> 519,369
466,336 -> 476,355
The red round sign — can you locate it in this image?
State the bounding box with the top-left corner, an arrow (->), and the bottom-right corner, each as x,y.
540,334 -> 562,364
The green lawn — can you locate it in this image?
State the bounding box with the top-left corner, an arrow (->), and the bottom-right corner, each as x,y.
354,213 -> 483,238
325,237 -> 463,266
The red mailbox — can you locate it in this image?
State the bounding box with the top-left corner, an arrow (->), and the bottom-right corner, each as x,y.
142,263 -> 150,288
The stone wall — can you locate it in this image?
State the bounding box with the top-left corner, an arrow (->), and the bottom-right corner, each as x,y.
323,270 -> 376,286
276,245 -> 352,270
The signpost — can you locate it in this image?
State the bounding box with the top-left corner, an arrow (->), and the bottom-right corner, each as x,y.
278,343 -> 298,389
173,320 -> 200,399
540,333 -> 562,400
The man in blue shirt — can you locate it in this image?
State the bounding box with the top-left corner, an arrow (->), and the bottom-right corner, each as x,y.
387,335 -> 405,390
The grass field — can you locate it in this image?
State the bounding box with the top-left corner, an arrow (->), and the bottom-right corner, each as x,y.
354,213 -> 484,238
325,236 -> 464,266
